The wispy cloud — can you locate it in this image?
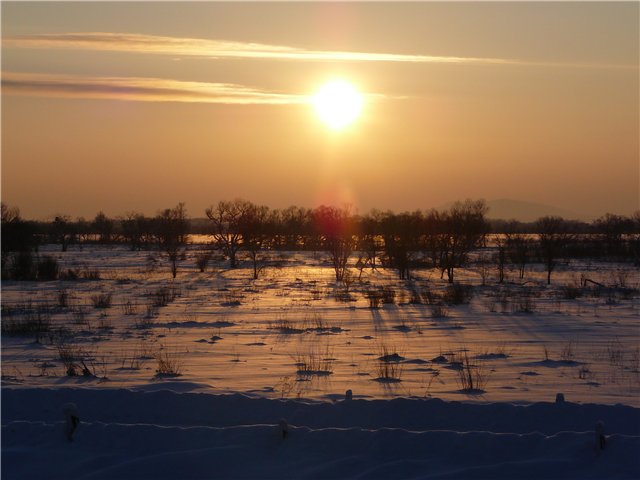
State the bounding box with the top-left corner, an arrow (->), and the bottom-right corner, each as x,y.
5,33 -> 512,64
1,72 -> 311,104
7,32 -> 632,69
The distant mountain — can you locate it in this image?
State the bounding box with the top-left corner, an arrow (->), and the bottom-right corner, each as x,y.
485,199 -> 587,222
438,198 -> 588,222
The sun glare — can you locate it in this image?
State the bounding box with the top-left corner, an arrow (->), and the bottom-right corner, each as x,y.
313,80 -> 363,130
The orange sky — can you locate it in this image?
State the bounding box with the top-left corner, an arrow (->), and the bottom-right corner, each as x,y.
2,2 -> 638,220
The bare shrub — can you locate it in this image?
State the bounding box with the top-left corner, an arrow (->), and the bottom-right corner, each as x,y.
1,303 -> 52,341
493,342 -> 509,357
221,289 -> 243,306
334,286 -> 354,302
122,300 -> 138,316
144,304 -> 159,320
396,289 -> 408,304
560,284 -> 583,300
365,288 -> 384,308
150,285 -> 181,307
56,290 -> 70,309
393,318 -> 412,332
409,288 -> 422,304
276,376 -> 295,399
610,269 -> 630,289
421,286 -> 441,305
97,314 -> 113,330
308,313 -> 326,330
512,291 -> 536,313
70,306 -> 88,327
443,284 -> 473,305
154,346 -> 183,376
7,251 -> 36,280
306,313 -> 342,332
294,346 -> 334,376
118,351 -> 141,370
606,339 -> 624,367
374,361 -> 403,382
56,341 -> 93,376
137,341 -> 156,359
136,310 -> 155,329
456,350 -> 489,392
37,255 -> 59,281
560,340 -> 575,362
578,364 -> 593,380
373,345 -> 404,382
630,347 -> 640,373
182,307 -> 198,323
195,251 -> 212,272
381,286 -> 397,304
422,369 -> 441,397
430,305 -> 449,318
59,269 -> 79,281
119,345 -> 149,370
270,316 -> 305,334
81,268 -> 101,280
483,297 -> 498,313
91,293 -> 112,309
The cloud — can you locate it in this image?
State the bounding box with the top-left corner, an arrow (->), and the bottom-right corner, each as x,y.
1,72 -> 311,104
7,32 -> 629,68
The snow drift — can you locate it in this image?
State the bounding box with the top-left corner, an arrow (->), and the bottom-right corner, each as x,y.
2,386 -> 639,479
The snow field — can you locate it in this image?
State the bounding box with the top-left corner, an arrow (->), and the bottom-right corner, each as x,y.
2,387 -> 640,479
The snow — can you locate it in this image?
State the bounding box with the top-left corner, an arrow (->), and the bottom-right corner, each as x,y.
2,244 -> 639,478
3,387 -> 639,479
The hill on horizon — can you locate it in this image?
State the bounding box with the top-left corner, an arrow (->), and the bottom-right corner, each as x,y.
485,199 -> 588,222
440,198 -> 589,222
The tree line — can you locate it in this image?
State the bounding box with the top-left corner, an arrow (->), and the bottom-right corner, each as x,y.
2,200 -> 639,284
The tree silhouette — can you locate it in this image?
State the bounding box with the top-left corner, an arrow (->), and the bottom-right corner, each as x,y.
206,199 -> 253,268
536,216 -> 573,285
50,215 -> 75,252
155,203 -> 188,278
313,205 -> 356,282
92,211 -> 114,243
505,221 -> 532,281
239,203 -> 273,279
120,212 -> 151,251
1,203 -> 38,279
436,199 -> 488,284
380,211 -> 422,280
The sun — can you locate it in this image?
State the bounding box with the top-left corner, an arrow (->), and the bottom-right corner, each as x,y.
313,80 -> 363,130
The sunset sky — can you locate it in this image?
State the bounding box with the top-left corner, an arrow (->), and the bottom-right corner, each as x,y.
2,1 -> 638,220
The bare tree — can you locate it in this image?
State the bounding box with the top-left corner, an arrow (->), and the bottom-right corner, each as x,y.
92,211 -> 114,243
594,213 -> 634,258
50,215 -> 76,252
505,225 -> 532,281
631,211 -> 640,265
120,212 -> 151,251
1,203 -> 38,279
206,199 -> 253,268
380,211 -> 422,280
437,199 -> 489,283
420,209 -> 441,270
239,203 -> 273,279
313,205 -> 356,282
155,203 -> 188,278
536,216 -> 573,285
277,205 -> 313,250
494,234 -> 507,284
356,210 -> 385,277
1,203 -> 20,224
